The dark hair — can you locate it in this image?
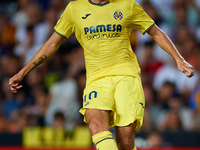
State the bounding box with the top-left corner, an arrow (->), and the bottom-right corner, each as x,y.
163,81 -> 176,89
26,25 -> 34,32
54,112 -> 65,121
144,41 -> 155,47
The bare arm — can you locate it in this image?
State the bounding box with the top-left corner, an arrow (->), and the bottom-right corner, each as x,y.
147,25 -> 195,78
9,32 -> 65,93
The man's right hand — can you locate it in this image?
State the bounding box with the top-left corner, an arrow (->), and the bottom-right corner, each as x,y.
9,73 -> 23,93
8,32 -> 65,93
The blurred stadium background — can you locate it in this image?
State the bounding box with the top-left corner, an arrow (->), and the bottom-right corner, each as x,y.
0,0 -> 200,149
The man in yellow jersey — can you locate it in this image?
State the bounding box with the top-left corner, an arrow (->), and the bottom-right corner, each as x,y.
9,0 -> 195,150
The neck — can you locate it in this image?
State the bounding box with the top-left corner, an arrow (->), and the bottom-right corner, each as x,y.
91,0 -> 109,4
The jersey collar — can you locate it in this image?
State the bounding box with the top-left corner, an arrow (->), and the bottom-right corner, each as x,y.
88,0 -> 110,6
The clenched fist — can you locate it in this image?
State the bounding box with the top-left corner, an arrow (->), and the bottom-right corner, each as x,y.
9,73 -> 24,93
177,59 -> 195,78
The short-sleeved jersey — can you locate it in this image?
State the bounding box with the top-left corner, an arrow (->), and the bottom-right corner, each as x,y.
54,0 -> 155,85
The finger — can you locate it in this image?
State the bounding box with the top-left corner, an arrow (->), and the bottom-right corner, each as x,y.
181,69 -> 187,74
185,68 -> 194,77
13,83 -> 19,86
10,87 -> 15,91
9,80 -> 13,85
186,72 -> 192,78
15,85 -> 23,90
10,83 -> 19,88
187,70 -> 195,78
10,85 -> 22,93
13,90 -> 17,93
10,87 -> 17,93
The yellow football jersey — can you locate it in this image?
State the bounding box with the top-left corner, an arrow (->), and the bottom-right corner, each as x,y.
54,0 -> 155,85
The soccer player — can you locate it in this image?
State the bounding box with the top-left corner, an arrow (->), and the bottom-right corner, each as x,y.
9,0 -> 195,150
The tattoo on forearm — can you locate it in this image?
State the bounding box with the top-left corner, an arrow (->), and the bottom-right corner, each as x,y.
33,55 -> 47,69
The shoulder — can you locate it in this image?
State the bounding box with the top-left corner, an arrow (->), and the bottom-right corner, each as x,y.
63,0 -> 86,13
115,0 -> 136,8
116,0 -> 136,3
68,0 -> 87,7
120,0 -> 136,4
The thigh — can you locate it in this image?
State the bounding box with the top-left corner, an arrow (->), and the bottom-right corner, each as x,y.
79,77 -> 115,125
85,109 -> 110,135
114,76 -> 145,132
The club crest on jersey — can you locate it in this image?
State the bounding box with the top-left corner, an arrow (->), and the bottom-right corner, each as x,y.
114,11 -> 123,20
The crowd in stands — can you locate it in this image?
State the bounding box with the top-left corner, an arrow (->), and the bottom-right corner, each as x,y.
0,0 -> 200,147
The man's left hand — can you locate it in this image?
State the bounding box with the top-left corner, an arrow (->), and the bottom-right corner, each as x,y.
177,60 -> 195,78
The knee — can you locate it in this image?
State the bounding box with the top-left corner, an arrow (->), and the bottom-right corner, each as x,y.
85,109 -> 110,135
117,138 -> 135,150
88,120 -> 101,134
88,119 -> 109,135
